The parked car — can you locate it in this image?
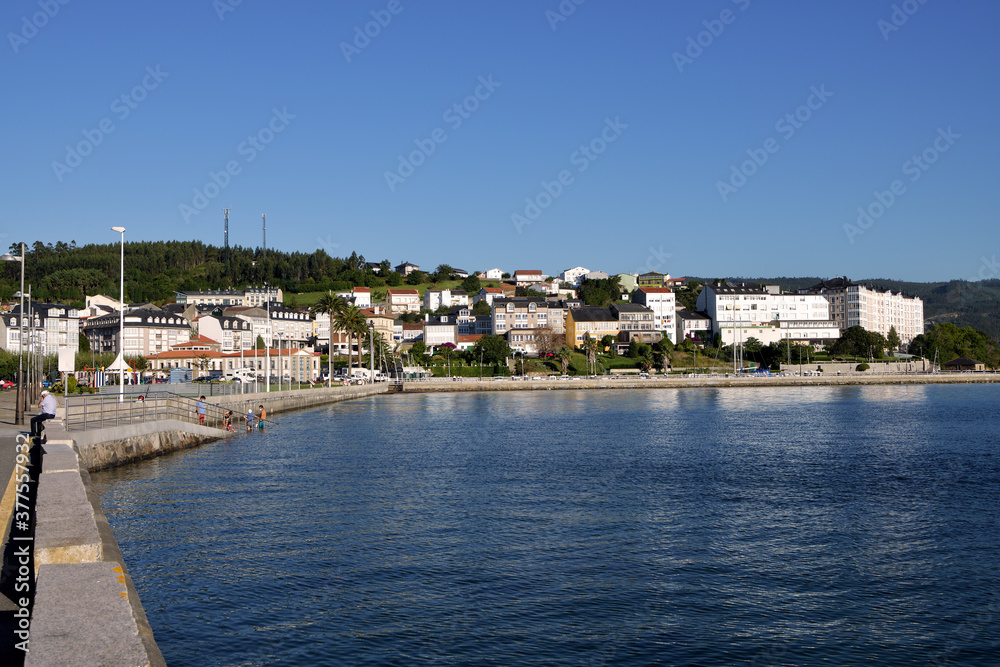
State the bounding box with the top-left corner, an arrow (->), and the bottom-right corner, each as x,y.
0,379 -> 14,389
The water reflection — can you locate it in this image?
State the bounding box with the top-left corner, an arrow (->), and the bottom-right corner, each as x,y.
92,386 -> 1000,666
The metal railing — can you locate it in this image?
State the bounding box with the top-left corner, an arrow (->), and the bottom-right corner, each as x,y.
64,391 -> 231,432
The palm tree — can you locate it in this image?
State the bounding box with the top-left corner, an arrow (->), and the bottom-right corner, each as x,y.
334,305 -> 366,382
557,345 -> 573,375
311,292 -> 348,387
583,334 -> 599,376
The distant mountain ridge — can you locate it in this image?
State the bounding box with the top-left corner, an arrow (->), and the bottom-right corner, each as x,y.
689,276 -> 1000,341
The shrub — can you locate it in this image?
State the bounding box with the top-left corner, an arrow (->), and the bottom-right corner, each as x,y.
856,363 -> 870,372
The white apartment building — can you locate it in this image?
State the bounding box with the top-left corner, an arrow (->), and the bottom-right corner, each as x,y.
196,315 -> 253,353
336,287 -> 372,309
269,305 -> 312,347
82,305 -> 190,356
224,307 -> 271,349
0,302 -> 80,356
696,284 -> 839,346
810,277 -> 924,348
424,289 -> 452,311
559,266 -> 590,285
387,289 -> 420,314
631,287 -> 677,343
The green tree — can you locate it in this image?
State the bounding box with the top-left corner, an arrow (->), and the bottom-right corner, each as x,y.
335,305 -> 367,379
255,335 -> 266,349
600,334 -> 617,356
410,340 -> 427,359
472,334 -> 512,366
405,270 -> 427,285
78,331 -> 90,353
461,275 -> 482,293
311,292 -> 348,385
557,345 -> 573,374
433,264 -> 454,282
472,299 -> 491,316
887,325 -> 901,353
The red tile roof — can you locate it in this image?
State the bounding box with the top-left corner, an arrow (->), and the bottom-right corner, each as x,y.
638,287 -> 674,293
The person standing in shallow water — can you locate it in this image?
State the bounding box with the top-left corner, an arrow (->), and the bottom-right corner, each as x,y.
257,404 -> 267,429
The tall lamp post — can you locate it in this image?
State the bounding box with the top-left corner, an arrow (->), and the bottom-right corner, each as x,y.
1,243 -> 26,424
368,321 -> 375,382
111,227 -> 126,401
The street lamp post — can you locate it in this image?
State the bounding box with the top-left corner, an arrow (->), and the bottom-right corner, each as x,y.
368,321 -> 375,382
266,296 -> 271,393
111,227 -> 126,402
1,243 -> 26,424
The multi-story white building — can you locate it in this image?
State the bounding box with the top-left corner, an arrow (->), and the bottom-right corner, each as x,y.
195,315 -> 253,353
424,289 -> 452,311
387,288 -> 420,314
175,285 -> 282,308
269,305 -> 312,348
559,266 -> 590,285
0,302 -> 80,356
82,305 -> 191,356
513,270 -> 544,286
810,277 -> 924,348
696,284 -> 839,346
492,298 -> 550,335
631,287 -> 677,343
336,287 -> 372,309
224,307 -> 271,349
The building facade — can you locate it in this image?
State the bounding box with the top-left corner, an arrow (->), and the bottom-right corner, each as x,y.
696,284 -> 837,346
632,287 -> 677,343
387,288 -> 421,314
0,302 -> 80,356
491,298 -> 550,335
82,305 -> 190,357
810,277 -> 924,348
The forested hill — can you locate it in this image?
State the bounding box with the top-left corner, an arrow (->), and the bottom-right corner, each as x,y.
694,276 -> 1000,340
0,240 -> 387,306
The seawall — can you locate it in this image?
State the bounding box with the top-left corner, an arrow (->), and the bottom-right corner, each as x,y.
19,383 -> 388,664
71,383 -> 389,473
403,373 -> 997,392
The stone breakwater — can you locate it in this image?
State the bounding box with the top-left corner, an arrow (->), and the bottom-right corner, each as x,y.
402,373 -> 996,392
72,383 -> 389,473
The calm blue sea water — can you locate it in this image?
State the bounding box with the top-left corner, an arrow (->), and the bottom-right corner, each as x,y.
90,385 -> 1000,666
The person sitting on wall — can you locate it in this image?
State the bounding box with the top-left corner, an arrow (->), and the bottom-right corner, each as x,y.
30,390 -> 58,444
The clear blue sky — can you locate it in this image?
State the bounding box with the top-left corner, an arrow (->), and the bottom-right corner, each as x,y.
2,1 -> 997,282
